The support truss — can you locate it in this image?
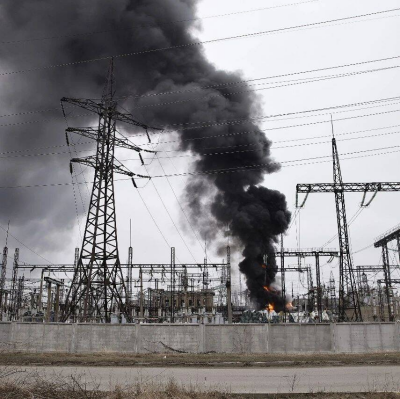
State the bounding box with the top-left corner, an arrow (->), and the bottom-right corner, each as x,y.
61,60 -> 157,323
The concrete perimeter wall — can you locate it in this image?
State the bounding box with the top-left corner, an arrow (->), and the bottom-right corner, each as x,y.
0,322 -> 398,354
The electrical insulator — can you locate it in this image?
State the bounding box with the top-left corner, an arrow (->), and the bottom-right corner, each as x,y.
69,163 -> 73,174
131,178 -> 138,188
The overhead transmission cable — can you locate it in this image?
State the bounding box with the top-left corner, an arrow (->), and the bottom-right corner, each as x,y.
113,123 -> 192,261
1,7 -> 399,77
321,207 -> 366,249
3,115 -> 400,158
4,126 -> 400,161
124,65 -> 400,111
3,52 -> 400,120
114,54 -> 400,101
142,163 -> 199,263
0,223 -> 54,265
2,94 -> 400,136
135,189 -> 174,252
1,144 -> 400,190
161,95 -> 400,131
0,0 -> 318,46
155,154 -> 211,262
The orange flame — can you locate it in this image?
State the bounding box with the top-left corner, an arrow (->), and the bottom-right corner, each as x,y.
263,285 -> 270,292
286,302 -> 294,310
266,303 -> 274,312
261,264 -> 267,269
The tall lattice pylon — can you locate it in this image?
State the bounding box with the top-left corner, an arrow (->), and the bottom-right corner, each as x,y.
332,136 -> 362,321
61,60 -> 156,322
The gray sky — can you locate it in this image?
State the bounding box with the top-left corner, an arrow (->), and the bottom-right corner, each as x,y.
1,0 -> 400,297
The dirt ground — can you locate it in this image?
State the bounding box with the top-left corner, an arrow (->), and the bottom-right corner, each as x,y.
0,351 -> 398,368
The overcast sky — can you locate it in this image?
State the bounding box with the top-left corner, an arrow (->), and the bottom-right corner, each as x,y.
1,0 -> 400,298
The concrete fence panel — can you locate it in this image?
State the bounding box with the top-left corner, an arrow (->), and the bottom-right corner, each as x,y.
74,324 -> 137,353
0,322 -> 11,349
137,324 -> 201,354
269,324 -> 331,353
0,322 -> 397,354
205,324 -> 267,353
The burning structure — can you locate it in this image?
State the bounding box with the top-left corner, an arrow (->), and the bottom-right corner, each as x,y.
0,1 -> 399,326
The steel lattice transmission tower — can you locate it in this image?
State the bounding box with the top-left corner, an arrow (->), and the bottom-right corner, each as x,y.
61,60 -> 156,322
332,136 -> 362,321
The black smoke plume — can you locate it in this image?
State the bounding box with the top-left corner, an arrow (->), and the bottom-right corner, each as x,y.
0,0 -> 290,307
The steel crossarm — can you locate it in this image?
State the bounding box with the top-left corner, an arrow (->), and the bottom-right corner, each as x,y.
374,224 -> 400,248
275,250 -> 339,257
297,182 -> 400,206
62,97 -> 161,131
66,127 -> 156,153
61,97 -> 103,115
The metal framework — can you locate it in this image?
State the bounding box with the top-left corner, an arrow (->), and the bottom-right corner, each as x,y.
9,248 -> 19,319
373,225 -> 400,321
61,60 -> 156,323
275,248 -> 338,318
295,138 -> 400,321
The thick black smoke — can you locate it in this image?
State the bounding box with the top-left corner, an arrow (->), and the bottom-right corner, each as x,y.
0,0 -> 290,307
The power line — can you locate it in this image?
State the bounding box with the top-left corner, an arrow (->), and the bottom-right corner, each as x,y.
0,223 -> 54,265
155,154 -> 209,261
2,95 -> 400,145
142,163 -> 199,263
114,54 -> 400,101
1,7 -> 399,77
321,207 -> 366,248
3,116 -> 400,158
3,53 -> 400,120
161,95 -> 400,131
144,121 -> 400,148
135,189 -> 173,253
3,126 -> 400,162
126,65 -> 400,111
0,1 -> 318,46
1,144 -> 399,189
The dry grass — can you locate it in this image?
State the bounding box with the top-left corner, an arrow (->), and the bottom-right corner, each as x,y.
0,377 -> 399,399
0,379 -> 230,399
0,366 -> 397,398
0,351 -> 398,368
0,379 -> 399,398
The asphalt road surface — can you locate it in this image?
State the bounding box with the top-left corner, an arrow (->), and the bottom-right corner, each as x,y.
9,365 -> 400,393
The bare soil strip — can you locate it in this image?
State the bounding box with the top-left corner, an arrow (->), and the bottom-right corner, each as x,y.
0,352 -> 398,368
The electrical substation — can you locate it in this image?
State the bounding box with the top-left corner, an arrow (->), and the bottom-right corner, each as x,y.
0,61 -> 399,332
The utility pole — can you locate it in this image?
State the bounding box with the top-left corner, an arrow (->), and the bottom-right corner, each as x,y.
128,220 -> 133,312
374,224 -> 400,321
226,245 -> 232,323
307,266 -> 313,313
170,247 -> 175,323
61,60 -> 156,323
331,135 -> 361,322
329,271 -> 336,315
10,248 -> 19,319
139,268 -> 144,319
0,222 -> 10,312
280,234 -> 285,316
295,135 -> 400,320
315,253 -> 322,319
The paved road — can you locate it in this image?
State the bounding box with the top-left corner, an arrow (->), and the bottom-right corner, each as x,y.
9,365 -> 400,393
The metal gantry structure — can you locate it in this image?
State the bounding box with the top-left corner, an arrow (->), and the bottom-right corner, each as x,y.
14,245 -> 232,323
374,224 -> 400,321
275,248 -> 338,319
61,60 -> 156,323
296,135 -> 400,321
